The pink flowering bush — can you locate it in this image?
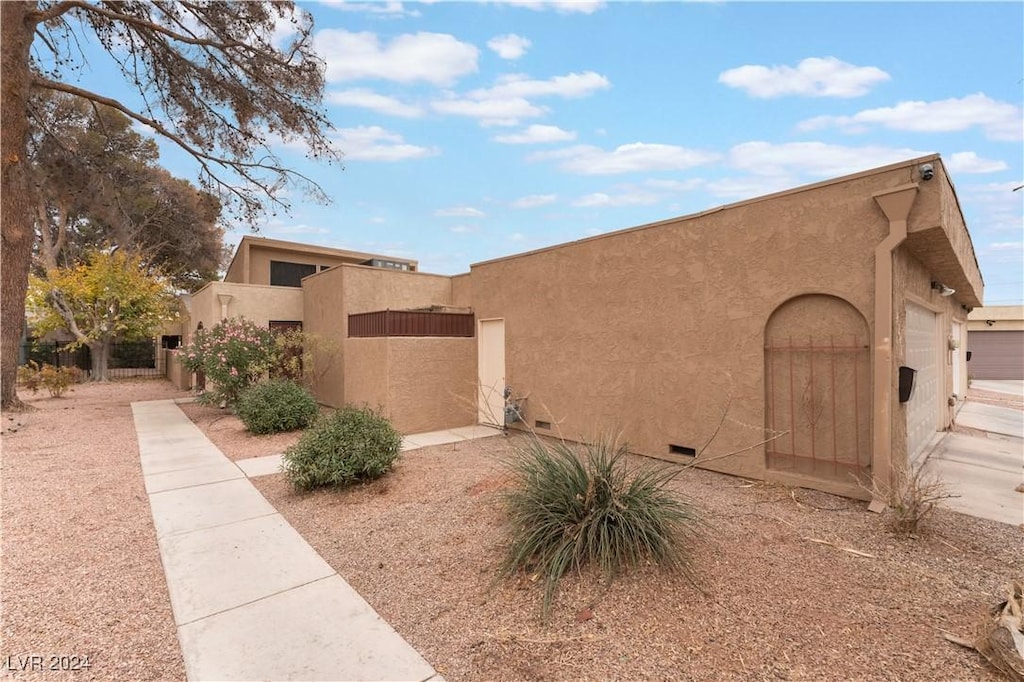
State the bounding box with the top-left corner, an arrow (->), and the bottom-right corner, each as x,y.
182,317 -> 277,406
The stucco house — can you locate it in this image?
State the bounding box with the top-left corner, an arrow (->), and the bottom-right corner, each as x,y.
181,154 -> 983,501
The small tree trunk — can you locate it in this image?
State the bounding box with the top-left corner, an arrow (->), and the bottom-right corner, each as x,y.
0,3 -> 36,409
90,341 -> 110,382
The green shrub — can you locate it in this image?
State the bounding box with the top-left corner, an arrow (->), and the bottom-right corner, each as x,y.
500,437 -> 702,618
282,406 -> 402,490
236,379 -> 319,435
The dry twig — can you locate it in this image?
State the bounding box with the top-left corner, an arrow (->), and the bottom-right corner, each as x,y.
800,537 -> 877,559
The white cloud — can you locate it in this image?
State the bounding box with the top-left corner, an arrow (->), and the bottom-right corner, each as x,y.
493,124 -> 576,144
570,178 -> 704,208
727,141 -> 931,178
327,89 -> 424,118
488,34 -> 531,60
317,1 -> 421,18
704,176 -> 799,200
331,126 -> 438,161
798,94 -> 1023,141
478,71 -> 610,100
719,57 -> 890,98
430,70 -> 609,127
435,206 -> 485,217
449,224 -> 477,233
530,143 -> 719,175
944,152 -> 1009,174
431,95 -> 547,127
511,193 -> 558,208
572,191 -> 660,207
642,178 -> 704,192
315,30 -> 478,85
499,1 -> 605,14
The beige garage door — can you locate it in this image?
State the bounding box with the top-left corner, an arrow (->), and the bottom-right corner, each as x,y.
968,331 -> 1024,380
905,303 -> 940,463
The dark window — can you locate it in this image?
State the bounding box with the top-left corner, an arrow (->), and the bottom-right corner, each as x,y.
270,260 -> 317,287
319,264 -> 333,272
362,258 -> 410,271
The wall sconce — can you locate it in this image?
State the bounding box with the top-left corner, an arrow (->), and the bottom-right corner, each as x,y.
986,319 -> 995,326
931,281 -> 956,297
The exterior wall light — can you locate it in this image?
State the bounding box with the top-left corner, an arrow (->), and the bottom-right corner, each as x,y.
930,281 -> 955,297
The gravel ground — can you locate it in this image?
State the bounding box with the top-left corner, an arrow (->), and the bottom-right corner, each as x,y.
244,432 -> 1023,682
1,379 -> 189,681
177,401 -> 306,461
10,380 -> 1011,682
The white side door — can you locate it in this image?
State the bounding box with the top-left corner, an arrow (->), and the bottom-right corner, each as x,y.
478,319 -> 505,426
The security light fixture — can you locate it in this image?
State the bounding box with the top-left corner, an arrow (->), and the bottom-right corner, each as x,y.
930,281 -> 955,297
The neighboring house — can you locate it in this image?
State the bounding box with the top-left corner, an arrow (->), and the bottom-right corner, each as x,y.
967,305 -> 1024,380
187,236 -> 418,335
183,154 -> 984,502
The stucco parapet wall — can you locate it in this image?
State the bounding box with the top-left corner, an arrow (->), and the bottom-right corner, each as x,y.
969,305 -> 1024,322
901,160 -> 983,308
191,281 -> 304,317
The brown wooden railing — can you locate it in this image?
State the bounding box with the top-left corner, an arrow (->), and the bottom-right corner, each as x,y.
348,310 -> 475,338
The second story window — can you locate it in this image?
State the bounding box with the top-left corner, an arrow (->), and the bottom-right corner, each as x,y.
270,260 -> 317,287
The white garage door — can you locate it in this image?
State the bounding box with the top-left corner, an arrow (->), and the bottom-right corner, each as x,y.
905,303 -> 940,463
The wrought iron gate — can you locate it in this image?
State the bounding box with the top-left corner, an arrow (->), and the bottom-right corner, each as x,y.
765,335 -> 871,482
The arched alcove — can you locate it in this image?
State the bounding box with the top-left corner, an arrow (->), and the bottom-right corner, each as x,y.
764,295 -> 871,482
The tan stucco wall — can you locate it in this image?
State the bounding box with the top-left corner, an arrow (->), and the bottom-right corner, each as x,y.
467,161 -> 978,497
968,305 -> 1024,332
243,245 -> 353,287
902,162 -> 984,307
451,273 -> 473,308
468,169 -> 919,489
344,337 -> 476,434
164,349 -> 191,390
384,337 -> 476,433
187,282 -> 303,339
224,237 -> 418,284
344,339 -> 389,412
302,264 -> 463,414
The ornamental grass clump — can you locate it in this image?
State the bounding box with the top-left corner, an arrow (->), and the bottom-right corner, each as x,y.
236,379 -> 319,435
500,437 -> 703,618
282,406 -> 402,491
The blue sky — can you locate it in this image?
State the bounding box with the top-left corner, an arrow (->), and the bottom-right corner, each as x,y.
70,1 -> 1024,304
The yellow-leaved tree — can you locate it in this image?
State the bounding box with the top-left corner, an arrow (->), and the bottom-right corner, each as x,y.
27,251 -> 178,382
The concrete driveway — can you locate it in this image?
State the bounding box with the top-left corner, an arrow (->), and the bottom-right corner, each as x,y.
925,396 -> 1023,526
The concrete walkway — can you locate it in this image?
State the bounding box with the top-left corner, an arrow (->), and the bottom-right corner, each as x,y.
970,379 -> 1024,397
925,400 -> 1024,526
132,399 -> 455,682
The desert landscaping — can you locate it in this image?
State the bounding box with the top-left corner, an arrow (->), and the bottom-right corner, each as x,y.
2,378 -> 1022,681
